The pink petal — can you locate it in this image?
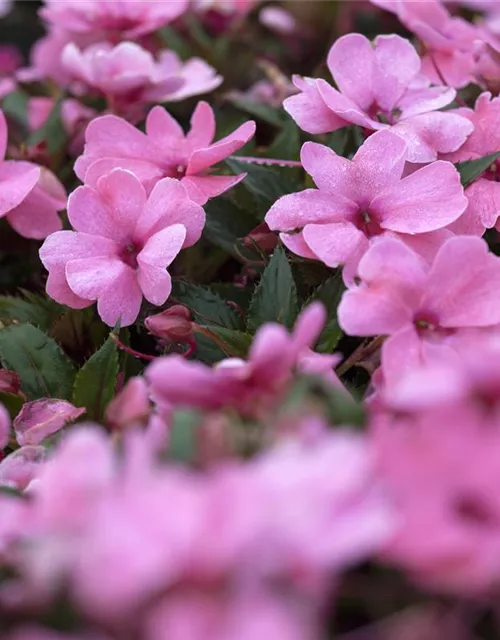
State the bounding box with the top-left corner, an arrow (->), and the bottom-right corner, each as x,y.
145,105 -> 184,140
327,33 -> 377,111
248,324 -> 295,381
372,34 -> 421,111
398,228 -> 454,263
339,286 -> 413,337
372,160 -> 467,232
182,174 -> 245,205
391,111 -> 474,163
302,222 -> 367,268
135,177 -> 205,247
14,399 -> 86,447
0,161 -> 40,217
0,403 -> 9,450
0,109 -> 7,159
79,157 -> 164,193
280,231 -> 319,261
187,121 -> 256,175
66,256 -> 129,301
284,76 -> 348,135
186,101 -> 216,148
0,445 -> 46,491
265,189 -> 355,232
398,85 -> 457,119
68,170 -> 146,243
137,224 -> 186,306
352,130 -> 407,198
316,79 -> 382,129
458,179 -> 500,232
95,270 -> 143,328
291,302 -> 327,351
300,142 -> 354,197
380,326 -> 427,388
422,236 -> 500,327
6,177 -> 64,240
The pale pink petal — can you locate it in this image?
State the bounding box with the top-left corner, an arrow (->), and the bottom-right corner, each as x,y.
66,256 -> 130,301
0,161 -> 40,217
398,228 -> 454,263
422,236 -> 500,327
391,111 -> 474,163
265,189 -> 355,232
300,142 -> 354,197
0,403 -> 9,450
187,121 -> 256,175
302,222 -> 367,268
280,231 -> 319,260
284,76 -> 348,135
372,161 -> 467,232
14,399 -> 86,447
248,324 -> 294,381
145,105 -> 184,140
136,224 -> 186,305
135,178 -> 205,247
398,85 -> 457,119
372,34 -> 421,111
182,174 -> 245,205
380,326 -> 427,388
292,302 -> 327,351
316,79 -> 383,129
0,445 -> 46,491
327,33 -> 376,111
352,130 -> 407,197
186,101 -> 216,148
460,179 -> 500,231
6,182 -> 63,239
0,108 -> 7,159
96,267 -> 143,327
339,286 -> 413,337
163,58 -> 222,102
79,157 -> 164,192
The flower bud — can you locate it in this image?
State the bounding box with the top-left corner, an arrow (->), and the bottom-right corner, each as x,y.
145,305 -> 193,342
105,377 -> 151,431
243,223 -> 278,252
14,399 -> 86,447
0,369 -> 22,395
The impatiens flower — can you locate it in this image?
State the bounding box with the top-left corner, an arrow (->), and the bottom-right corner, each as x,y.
442,92 -> 500,234
147,303 -> 335,419
0,109 -> 65,239
75,102 -> 256,205
371,0 -> 480,88
39,169 -> 205,327
40,0 -> 188,40
0,446 -> 47,491
285,33 -> 474,162
338,236 -> 500,384
13,399 -> 86,447
265,130 -> 467,278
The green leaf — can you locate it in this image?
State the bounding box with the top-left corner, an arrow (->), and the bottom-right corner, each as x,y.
72,336 -> 119,422
158,26 -> 193,60
305,275 -> 345,353
203,197 -> 260,259
168,410 -> 201,464
247,246 -> 298,332
0,292 -> 64,331
268,118 -> 301,161
226,158 -> 301,219
26,95 -> 67,154
196,326 -> 252,358
229,98 -> 286,127
322,128 -> 350,155
210,283 -> 252,312
2,89 -> 29,128
171,281 -> 243,330
0,324 -> 75,400
0,392 -> 23,420
455,152 -> 500,187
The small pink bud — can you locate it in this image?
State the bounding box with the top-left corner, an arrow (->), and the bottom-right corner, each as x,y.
13,399 -> 86,447
105,377 -> 151,431
243,223 -> 278,252
145,305 -> 193,342
0,369 -> 22,395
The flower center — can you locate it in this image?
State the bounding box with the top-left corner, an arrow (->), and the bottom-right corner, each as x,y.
413,311 -> 440,334
355,210 -> 383,237
120,243 -> 140,269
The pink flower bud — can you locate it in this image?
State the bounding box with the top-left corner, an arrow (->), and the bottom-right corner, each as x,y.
0,369 -> 21,395
145,305 -> 193,342
243,223 -> 279,253
13,399 -> 86,447
0,445 -> 46,491
105,377 -> 151,431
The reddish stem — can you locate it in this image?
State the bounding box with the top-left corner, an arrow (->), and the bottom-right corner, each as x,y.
110,334 -> 156,361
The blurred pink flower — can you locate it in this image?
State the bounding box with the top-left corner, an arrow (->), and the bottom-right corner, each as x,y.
105,377 -> 151,431
40,169 -> 205,326
0,446 -> 47,492
285,33 -> 474,162
40,0 -> 188,40
266,130 -> 466,278
338,236 -> 500,383
75,102 -> 256,205
14,399 -> 86,447
0,401 -> 10,450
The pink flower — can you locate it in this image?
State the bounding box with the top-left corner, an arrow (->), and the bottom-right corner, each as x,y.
284,33 -> 474,162
371,0 -> 480,88
40,0 -> 188,40
13,399 -> 86,447
153,50 -> 223,103
0,109 -> 65,240
442,92 -> 500,235
39,169 -> 205,326
105,377 -> 151,431
146,303 -> 330,419
75,102 -> 256,205
0,446 -> 47,492
338,236 -> 500,384
265,131 -> 466,278
0,401 -> 10,450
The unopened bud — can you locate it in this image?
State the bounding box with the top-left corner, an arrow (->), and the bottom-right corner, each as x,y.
145,305 -> 193,342
105,377 -> 151,431
243,223 -> 278,253
0,370 -> 21,395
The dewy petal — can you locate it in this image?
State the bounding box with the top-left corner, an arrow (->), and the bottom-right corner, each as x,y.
284,76 -> 348,135
327,33 -> 377,111
372,160 -> 467,233
352,130 -> 407,199
135,177 -> 205,247
397,228 -> 454,264
187,121 -> 256,175
145,105 -> 184,140
96,267 -> 143,327
302,222 -> 367,268
6,182 -> 63,240
398,85 -> 456,119
137,224 -> 186,306
280,231 -> 319,261
66,256 -> 130,302
300,142 -> 354,197
0,161 -> 40,217
186,101 -> 216,148
181,174 -> 245,205
372,34 -> 421,112
266,189 -> 355,232
68,170 -> 146,243
316,79 -> 382,129
80,157 -> 164,193
422,236 -> 500,327
464,179 -> 500,231
14,399 -> 86,447
390,111 -> 474,163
